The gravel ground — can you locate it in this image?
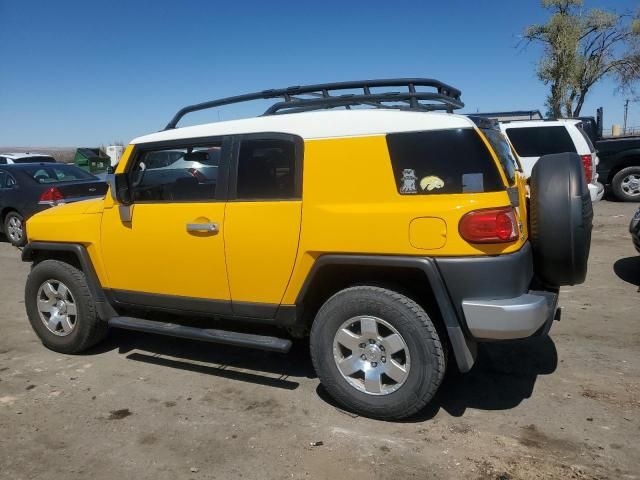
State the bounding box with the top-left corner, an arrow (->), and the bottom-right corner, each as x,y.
1,200 -> 639,480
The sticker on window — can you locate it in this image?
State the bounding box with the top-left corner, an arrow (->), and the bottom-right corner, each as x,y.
462,173 -> 484,193
420,176 -> 444,192
399,169 -> 418,194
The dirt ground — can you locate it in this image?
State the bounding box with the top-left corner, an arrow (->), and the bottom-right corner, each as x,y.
1,200 -> 639,480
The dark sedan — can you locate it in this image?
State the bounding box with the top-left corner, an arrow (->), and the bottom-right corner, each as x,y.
0,163 -> 108,247
631,207 -> 640,254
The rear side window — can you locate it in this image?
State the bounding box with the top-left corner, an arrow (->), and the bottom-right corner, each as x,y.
236,139 -> 297,200
481,128 -> 519,185
23,165 -> 95,183
505,126 -> 576,157
386,129 -> 504,195
0,157 -> 6,165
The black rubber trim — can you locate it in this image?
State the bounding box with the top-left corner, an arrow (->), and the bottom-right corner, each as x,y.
295,254 -> 477,372
21,242 -> 117,320
110,289 -> 233,316
108,316 -> 292,353
108,289 -> 299,326
435,243 -> 534,322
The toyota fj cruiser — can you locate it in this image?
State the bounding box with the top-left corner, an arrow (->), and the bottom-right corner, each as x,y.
20,79 -> 593,419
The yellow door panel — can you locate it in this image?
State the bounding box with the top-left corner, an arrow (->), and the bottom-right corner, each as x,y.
100,203 -> 229,300
224,201 -> 301,306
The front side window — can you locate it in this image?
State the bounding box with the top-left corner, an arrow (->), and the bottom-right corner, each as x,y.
481,128 -> 519,185
0,157 -> 6,165
505,126 -> 577,157
236,138 -> 297,200
387,129 -> 504,195
130,144 -> 222,202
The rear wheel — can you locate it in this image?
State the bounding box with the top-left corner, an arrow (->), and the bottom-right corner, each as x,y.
4,211 -> 26,247
310,286 -> 445,420
611,166 -> 640,202
25,260 -> 109,353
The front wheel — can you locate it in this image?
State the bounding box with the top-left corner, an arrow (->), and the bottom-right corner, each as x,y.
611,166 -> 640,202
4,211 -> 26,247
310,286 -> 446,420
25,260 -> 109,353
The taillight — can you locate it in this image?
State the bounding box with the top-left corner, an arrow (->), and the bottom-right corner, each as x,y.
459,207 -> 518,244
39,186 -> 65,205
580,154 -> 593,183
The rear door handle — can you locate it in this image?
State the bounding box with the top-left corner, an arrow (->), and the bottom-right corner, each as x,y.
186,222 -> 219,233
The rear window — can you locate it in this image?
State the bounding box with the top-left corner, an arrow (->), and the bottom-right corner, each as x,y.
12,156 -> 56,164
481,128 -> 519,185
505,126 -> 576,157
386,129 -> 504,195
23,165 -> 95,184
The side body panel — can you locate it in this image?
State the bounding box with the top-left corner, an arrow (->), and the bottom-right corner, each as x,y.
282,134 -> 524,304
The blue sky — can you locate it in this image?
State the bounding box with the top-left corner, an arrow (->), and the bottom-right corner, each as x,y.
0,0 -> 637,147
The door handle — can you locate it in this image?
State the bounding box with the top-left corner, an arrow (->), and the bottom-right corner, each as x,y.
186,222 -> 219,233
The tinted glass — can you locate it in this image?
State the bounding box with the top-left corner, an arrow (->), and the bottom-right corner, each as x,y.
236,139 -> 297,199
0,157 -> 6,165
505,126 -> 576,157
386,129 -> 504,195
481,128 -> 519,185
0,171 -> 6,187
23,165 -> 95,183
131,145 -> 221,202
13,156 -> 56,164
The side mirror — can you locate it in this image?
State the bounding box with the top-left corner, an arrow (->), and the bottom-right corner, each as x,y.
112,173 -> 132,205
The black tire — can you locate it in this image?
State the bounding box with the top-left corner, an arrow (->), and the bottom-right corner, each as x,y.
25,260 -> 109,353
4,211 -> 26,247
310,286 -> 446,420
611,166 -> 640,202
529,152 -> 593,287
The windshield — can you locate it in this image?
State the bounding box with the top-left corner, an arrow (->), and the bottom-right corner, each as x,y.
481,128 -> 520,185
23,165 -> 96,184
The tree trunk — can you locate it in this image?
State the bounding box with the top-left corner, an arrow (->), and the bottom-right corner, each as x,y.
572,87 -> 589,117
549,83 -> 563,118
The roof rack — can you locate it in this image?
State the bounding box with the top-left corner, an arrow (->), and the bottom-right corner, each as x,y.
164,78 -> 464,130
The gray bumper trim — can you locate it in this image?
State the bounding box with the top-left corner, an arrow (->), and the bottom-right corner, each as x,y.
462,290 -> 558,340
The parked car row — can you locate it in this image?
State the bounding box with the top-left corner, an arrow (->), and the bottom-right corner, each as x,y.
0,163 -> 108,247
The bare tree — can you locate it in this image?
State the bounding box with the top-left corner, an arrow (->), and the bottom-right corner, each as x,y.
524,0 -> 640,118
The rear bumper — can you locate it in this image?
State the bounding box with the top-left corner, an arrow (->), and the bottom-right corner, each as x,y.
436,243 -> 560,341
588,182 -> 604,202
462,290 -> 558,340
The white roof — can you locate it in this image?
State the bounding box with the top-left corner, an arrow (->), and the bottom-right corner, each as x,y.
131,109 -> 476,144
498,118 -> 580,129
0,152 -> 52,159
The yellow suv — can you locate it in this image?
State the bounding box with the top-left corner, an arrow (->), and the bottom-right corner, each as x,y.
21,79 -> 593,419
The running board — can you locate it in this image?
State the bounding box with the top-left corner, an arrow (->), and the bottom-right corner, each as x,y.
108,316 -> 292,353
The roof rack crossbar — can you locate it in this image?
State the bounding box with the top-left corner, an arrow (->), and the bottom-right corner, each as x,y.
263,92 -> 463,115
164,78 -> 463,130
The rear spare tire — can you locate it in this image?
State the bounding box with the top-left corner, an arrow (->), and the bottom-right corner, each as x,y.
529,152 -> 593,286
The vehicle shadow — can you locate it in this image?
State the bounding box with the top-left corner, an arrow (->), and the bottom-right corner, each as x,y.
318,334 -> 558,421
88,325 -> 557,418
87,328 -> 316,391
613,256 -> 640,287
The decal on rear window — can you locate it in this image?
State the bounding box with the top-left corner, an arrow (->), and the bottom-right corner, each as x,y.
387,129 -> 504,195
